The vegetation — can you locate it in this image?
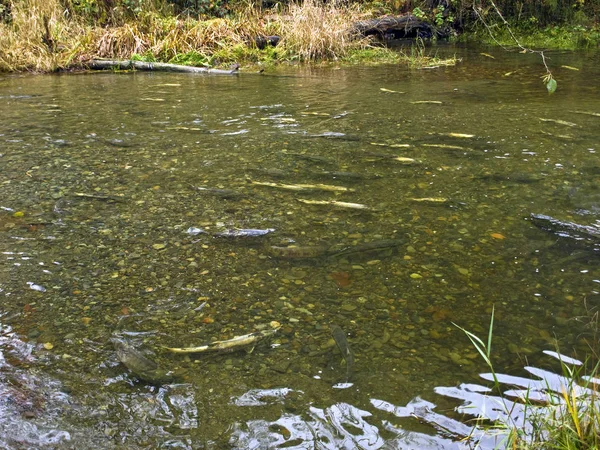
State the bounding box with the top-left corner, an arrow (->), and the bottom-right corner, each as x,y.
457,309 -> 600,449
0,0 -> 597,73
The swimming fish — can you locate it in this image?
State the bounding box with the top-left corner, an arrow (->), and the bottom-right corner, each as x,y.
331,325 -> 354,381
190,185 -> 245,199
296,199 -> 371,210
329,239 -> 404,257
269,245 -> 331,259
539,118 -> 579,127
249,180 -> 353,192
111,337 -> 174,384
166,327 -> 279,354
422,144 -> 465,150
213,228 -> 275,238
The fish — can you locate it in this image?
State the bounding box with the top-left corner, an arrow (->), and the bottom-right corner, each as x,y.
300,111 -> 330,116
72,192 -> 124,203
284,152 -> 332,163
446,133 -> 475,138
480,52 -> 495,59
213,228 -> 275,238
190,185 -> 245,199
570,110 -> 600,117
111,337 -> 174,384
410,197 -> 450,204
422,144 -> 465,150
187,227 -> 207,236
540,130 -> 574,139
304,132 -> 360,141
392,156 -> 417,163
380,88 -> 405,94
249,180 -> 353,192
370,142 -> 411,148
539,118 -> 579,127
166,327 -> 279,354
296,199 -> 371,210
560,65 -> 579,71
363,154 -> 418,164
330,325 -> 354,381
311,171 -> 382,180
411,101 -> 443,104
167,126 -> 204,131
329,239 -> 404,257
269,245 -> 331,259
475,172 -> 543,184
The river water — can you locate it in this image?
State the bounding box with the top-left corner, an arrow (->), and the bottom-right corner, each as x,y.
0,45 -> 599,448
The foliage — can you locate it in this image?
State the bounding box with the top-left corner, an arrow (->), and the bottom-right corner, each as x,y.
0,0 -> 598,73
466,23 -> 600,49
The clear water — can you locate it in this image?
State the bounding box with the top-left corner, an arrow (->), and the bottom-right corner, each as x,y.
0,45 -> 599,448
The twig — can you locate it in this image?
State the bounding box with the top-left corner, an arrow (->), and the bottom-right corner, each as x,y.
473,1 -> 552,76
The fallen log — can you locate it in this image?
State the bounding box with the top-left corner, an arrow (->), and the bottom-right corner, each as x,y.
353,15 -> 436,40
86,59 -> 238,75
530,213 -> 600,245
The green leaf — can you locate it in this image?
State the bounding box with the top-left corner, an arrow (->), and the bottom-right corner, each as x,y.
546,77 -> 557,94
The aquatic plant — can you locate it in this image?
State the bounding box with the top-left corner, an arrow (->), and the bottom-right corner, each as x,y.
451,309 -> 600,449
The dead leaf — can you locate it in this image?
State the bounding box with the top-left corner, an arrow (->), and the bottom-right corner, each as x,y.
330,272 -> 352,288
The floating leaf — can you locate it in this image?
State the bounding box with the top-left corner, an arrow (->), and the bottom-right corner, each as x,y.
546,77 -> 557,94
560,65 -> 579,71
43,342 -> 54,350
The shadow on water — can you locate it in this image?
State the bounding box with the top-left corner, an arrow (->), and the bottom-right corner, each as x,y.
1,44 -> 600,447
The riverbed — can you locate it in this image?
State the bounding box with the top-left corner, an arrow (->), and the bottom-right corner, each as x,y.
0,45 -> 598,448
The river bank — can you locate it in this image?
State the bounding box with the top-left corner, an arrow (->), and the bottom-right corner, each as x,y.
0,0 -> 598,73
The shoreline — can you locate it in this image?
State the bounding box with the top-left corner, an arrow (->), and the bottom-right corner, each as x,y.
1,1 -> 598,74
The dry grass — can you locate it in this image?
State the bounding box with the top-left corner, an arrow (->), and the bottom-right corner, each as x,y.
0,0 -> 88,71
280,0 -> 371,61
0,0 -> 373,72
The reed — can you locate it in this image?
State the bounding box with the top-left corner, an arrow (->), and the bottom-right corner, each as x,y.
456,309 -> 600,449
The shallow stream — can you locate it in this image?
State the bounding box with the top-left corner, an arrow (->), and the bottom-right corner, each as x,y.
0,45 -> 599,448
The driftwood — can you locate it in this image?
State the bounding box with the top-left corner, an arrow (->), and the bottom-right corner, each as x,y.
353,15 -> 436,40
87,59 -> 237,75
530,213 -> 600,246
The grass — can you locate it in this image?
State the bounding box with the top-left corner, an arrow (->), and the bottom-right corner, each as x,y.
464,22 -> 600,50
455,308 -> 600,449
0,0 -> 464,72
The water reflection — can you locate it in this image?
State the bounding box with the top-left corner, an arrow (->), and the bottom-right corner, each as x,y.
230,402 -> 385,449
